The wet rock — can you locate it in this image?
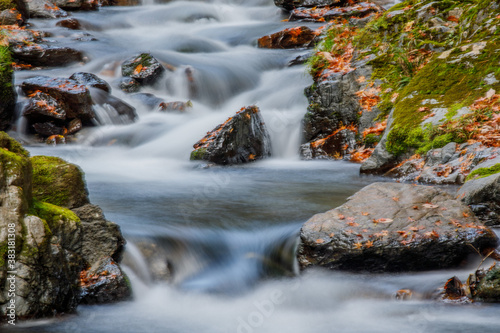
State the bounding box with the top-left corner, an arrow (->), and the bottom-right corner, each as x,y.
274,0 -> 345,11
70,72 -> 111,93
360,110 -> 399,174
457,162 -> 500,226
289,2 -> 383,22
190,105 -> 271,165
258,26 -> 318,49
300,128 -> 356,160
21,76 -> 95,121
32,122 -> 65,136
11,44 -> 85,67
303,71 -> 361,143
22,91 -> 67,122
0,9 -> 22,25
56,18 -> 82,30
67,118 -> 82,134
79,257 -> 131,304
118,76 -> 141,93
25,0 -> 68,18
121,53 -> 166,86
298,182 -> 499,272
72,204 -> 126,264
31,155 -> 90,209
53,0 -> 99,10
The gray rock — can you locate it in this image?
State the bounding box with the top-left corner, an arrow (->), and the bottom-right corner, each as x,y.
72,204 -> 126,264
121,53 -> 165,86
298,182 -> 499,272
25,0 -> 68,18
360,109 -> 397,174
458,173 -> 500,206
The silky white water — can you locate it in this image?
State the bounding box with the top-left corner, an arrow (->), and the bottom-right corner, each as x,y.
8,0 -> 500,332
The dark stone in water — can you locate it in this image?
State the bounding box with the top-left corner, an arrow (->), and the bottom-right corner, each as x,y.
23,91 -> 67,121
121,53 -> 166,86
70,72 -> 112,93
190,105 -> 271,165
11,44 -> 85,67
79,257 -> 132,305
118,76 -> 141,93
274,0 -> 346,11
33,122 -> 65,136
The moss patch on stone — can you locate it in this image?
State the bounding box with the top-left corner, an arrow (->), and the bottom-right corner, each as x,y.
466,163 -> 500,182
190,147 -> 207,161
31,155 -> 89,209
0,0 -> 15,11
0,131 -> 29,157
29,199 -> 81,230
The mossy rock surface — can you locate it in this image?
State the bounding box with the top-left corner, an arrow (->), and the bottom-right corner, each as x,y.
31,155 -> 89,209
475,264 -> 500,302
0,46 -> 17,131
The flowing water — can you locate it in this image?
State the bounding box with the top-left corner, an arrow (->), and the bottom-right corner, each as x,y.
8,0 -> 500,332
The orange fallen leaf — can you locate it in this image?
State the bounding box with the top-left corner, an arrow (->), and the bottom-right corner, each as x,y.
338,214 -> 345,220
364,240 -> 374,248
316,238 -> 325,244
373,218 -> 393,224
354,242 -> 363,249
362,212 -> 370,216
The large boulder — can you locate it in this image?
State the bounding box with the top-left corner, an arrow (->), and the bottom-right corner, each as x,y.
0,133 -> 130,320
298,182 -> 498,272
190,105 -> 272,165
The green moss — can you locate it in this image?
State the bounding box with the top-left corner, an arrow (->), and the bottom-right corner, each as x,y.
29,199 -> 80,230
0,0 -> 15,12
364,133 -> 381,147
476,265 -> 500,301
0,241 -> 7,268
0,132 -> 28,157
31,155 -> 88,208
190,148 -> 207,161
0,46 -> 15,103
466,163 -> 500,182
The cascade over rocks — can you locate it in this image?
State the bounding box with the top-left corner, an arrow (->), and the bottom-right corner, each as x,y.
190,106 -> 271,165
0,133 -> 130,320
298,182 -> 498,272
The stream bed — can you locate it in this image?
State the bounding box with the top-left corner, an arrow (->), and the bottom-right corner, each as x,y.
8,0 -> 500,332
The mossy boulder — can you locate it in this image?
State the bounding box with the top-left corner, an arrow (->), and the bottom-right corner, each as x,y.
31,155 -> 89,209
0,132 -> 130,320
